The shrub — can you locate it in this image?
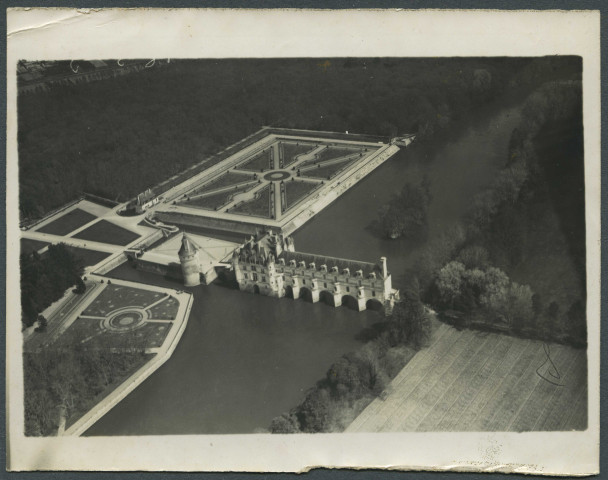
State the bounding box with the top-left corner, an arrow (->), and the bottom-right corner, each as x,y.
297,387 -> 332,433
269,413 -> 300,433
326,357 -> 362,400
382,346 -> 416,379
34,315 -> 47,333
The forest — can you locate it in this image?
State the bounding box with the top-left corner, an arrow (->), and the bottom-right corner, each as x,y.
20,243 -> 86,328
24,344 -> 150,436
416,80 -> 586,347
17,57 -> 580,219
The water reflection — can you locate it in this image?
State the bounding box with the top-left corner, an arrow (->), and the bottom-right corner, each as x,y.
86,102 -> 523,435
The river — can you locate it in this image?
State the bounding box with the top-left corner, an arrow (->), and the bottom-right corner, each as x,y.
85,100 -> 523,435
294,103 -> 523,287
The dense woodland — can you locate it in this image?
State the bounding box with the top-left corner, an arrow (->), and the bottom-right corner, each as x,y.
18,57 -> 580,219
19,57 -> 586,434
24,345 -> 150,436
20,244 -> 85,327
416,80 -> 586,347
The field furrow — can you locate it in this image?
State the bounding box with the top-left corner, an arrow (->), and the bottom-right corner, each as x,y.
423,334 -> 508,431
470,340 -> 540,430
508,344 -> 579,432
382,330 -> 478,431
541,349 -> 586,431
438,335 -> 513,431
414,334 -> 492,430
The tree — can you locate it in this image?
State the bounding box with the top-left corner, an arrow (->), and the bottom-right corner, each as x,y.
20,243 -> 84,327
350,344 -> 385,394
456,245 -> 489,270
390,280 -> 432,350
35,314 -> 48,332
567,300 -> 586,346
326,357 -> 361,400
297,387 -> 331,433
531,293 -> 543,318
435,261 -> 466,308
269,413 -> 300,433
503,283 -> 534,332
478,267 -> 510,309
379,179 -> 432,239
547,301 -> 560,321
73,277 -> 86,294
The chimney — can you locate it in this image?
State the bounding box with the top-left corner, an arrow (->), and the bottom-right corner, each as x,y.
381,257 -> 388,278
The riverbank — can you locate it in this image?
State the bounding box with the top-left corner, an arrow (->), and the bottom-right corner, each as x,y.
84,79 -> 535,436
63,281 -> 193,435
23,273 -> 193,437
84,264 -> 381,435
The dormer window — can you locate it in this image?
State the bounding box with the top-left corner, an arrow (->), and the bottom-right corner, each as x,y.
331,266 -> 339,273
278,258 -> 285,265
299,261 -> 306,269
342,268 -> 350,276
356,269 -> 363,278
309,262 -> 316,270
289,259 -> 296,267
320,264 -> 328,272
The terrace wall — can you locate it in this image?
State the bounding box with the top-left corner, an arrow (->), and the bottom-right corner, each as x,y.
92,252 -> 128,276
155,210 -> 269,237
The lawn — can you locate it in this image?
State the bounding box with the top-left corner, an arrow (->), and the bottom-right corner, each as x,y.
315,146 -> 361,163
236,149 -> 273,171
281,142 -> 316,167
347,322 -> 587,432
56,317 -> 173,350
62,246 -> 112,268
72,220 -> 140,246
148,296 -> 179,320
284,180 -> 320,210
230,185 -> 271,218
83,284 -> 167,316
188,172 -> 253,197
301,158 -> 357,180
37,208 -> 97,236
181,183 -> 255,210
20,238 -> 49,255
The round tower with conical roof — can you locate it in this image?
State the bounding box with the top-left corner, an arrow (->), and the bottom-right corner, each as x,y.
178,233 -> 201,286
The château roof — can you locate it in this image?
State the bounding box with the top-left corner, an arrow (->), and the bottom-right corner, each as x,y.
178,233 -> 200,256
279,250 -> 385,278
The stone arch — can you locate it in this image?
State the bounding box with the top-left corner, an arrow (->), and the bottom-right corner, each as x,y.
366,298 -> 384,312
253,284 -> 261,295
341,294 -> 359,310
285,285 -> 294,299
299,286 -> 313,302
319,290 -> 335,306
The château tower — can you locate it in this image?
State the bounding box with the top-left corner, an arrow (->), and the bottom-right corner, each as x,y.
178,233 -> 201,286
